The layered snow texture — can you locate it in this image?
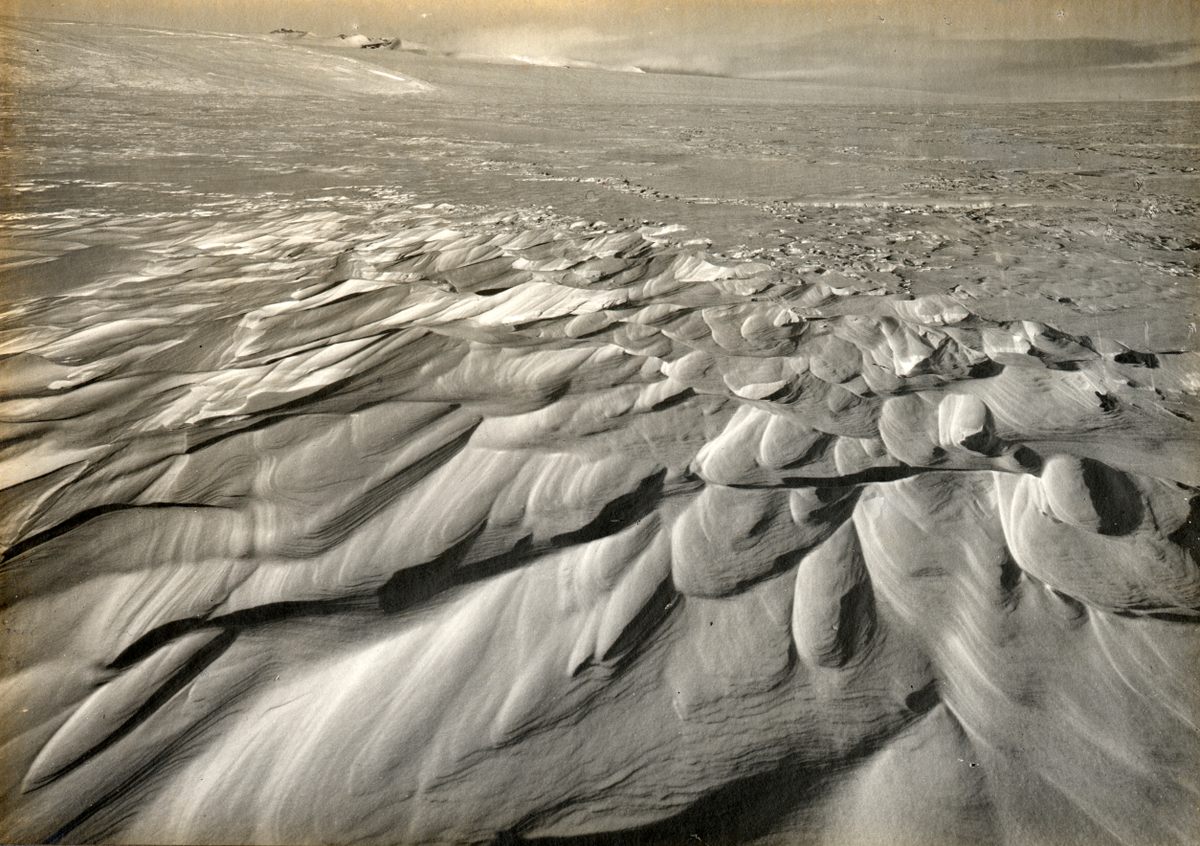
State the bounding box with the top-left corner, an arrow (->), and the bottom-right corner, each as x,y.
1,206 -> 1197,844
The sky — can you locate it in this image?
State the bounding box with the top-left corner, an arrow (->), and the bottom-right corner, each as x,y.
11,0 -> 1200,98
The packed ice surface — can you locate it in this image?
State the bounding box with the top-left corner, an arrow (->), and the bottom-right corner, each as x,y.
1,18 -> 1198,846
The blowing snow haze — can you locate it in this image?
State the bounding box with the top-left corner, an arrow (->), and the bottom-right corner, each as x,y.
14,0 -> 1200,100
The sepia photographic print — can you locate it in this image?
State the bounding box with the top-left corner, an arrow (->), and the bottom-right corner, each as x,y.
0,1 -> 1197,844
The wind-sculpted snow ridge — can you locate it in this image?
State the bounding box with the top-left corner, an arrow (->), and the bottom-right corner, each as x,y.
0,207 -> 1197,845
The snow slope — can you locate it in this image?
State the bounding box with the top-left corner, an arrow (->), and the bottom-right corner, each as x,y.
0,19 -> 430,96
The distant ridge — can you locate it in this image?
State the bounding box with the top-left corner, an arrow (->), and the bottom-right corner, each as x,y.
1,19 -> 432,96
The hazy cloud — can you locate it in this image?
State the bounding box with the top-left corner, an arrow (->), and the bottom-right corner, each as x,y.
450,26 -> 1200,99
